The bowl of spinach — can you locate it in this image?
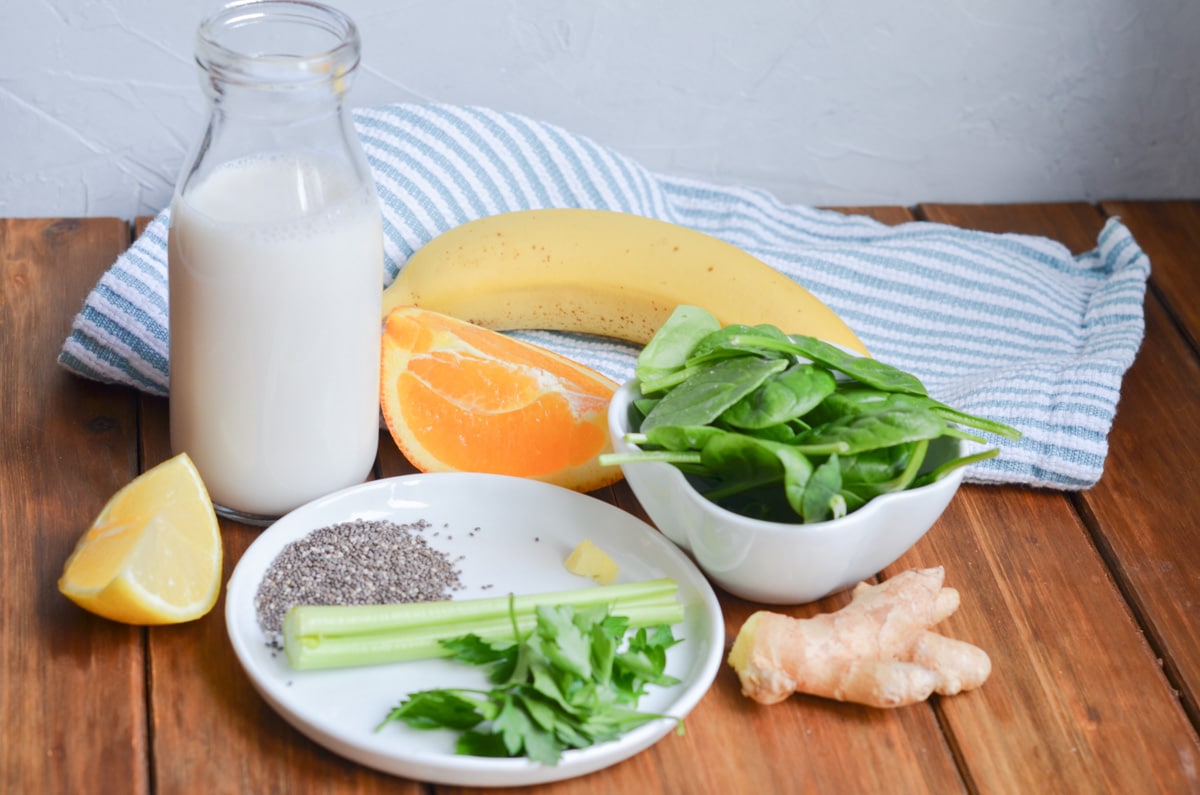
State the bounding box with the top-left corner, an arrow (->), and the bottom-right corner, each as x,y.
601,305 -> 1020,604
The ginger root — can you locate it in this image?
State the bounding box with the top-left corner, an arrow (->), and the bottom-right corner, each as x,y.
727,567 -> 990,708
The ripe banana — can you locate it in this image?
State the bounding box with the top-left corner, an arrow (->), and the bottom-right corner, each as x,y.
381,208 -> 867,354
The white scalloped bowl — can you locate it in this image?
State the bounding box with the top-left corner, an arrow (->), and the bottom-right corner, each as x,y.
608,380 -> 964,605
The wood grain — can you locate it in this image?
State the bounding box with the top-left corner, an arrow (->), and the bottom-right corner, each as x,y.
1081,203 -> 1200,723
0,218 -> 147,793
912,202 -> 1200,793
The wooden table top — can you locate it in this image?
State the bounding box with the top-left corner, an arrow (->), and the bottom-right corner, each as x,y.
3,202 -> 1199,794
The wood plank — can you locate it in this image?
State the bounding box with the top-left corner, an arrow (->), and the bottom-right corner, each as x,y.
906,203 -> 1200,792
1101,200 -> 1200,351
1081,203 -> 1200,722
0,218 -> 149,793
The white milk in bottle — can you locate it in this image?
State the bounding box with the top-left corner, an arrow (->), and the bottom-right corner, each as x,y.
169,154 -> 381,519
169,2 -> 382,522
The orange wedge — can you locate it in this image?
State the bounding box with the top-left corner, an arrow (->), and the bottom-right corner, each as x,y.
381,306 -> 621,492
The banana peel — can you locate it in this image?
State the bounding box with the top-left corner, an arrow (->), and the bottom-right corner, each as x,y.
382,208 -> 867,355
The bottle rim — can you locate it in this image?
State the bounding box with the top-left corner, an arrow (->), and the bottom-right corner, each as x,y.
196,0 -> 361,90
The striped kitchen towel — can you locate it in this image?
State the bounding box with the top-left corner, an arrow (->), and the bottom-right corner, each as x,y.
58,102 -> 1150,490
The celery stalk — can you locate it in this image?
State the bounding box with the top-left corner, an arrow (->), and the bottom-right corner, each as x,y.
282,578 -> 684,671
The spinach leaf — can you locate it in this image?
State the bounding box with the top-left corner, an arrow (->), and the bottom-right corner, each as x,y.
735,421 -> 802,444
772,442 -> 815,517
840,437 -> 931,499
719,363 -> 837,429
697,433 -> 786,491
688,323 -> 791,362
638,424 -> 728,451
785,335 -> 928,396
818,387 -> 1021,440
641,356 -> 787,432
838,441 -> 918,485
707,482 -> 798,522
801,454 -> 846,523
698,433 -> 813,515
635,305 -> 721,383
798,406 -> 946,455
911,446 -> 1002,487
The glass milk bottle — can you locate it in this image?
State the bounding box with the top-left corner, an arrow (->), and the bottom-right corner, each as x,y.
169,0 -> 383,524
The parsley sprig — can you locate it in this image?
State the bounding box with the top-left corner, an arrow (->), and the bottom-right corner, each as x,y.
376,602 -> 683,765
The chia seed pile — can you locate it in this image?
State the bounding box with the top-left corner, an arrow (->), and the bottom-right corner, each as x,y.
254,518 -> 464,645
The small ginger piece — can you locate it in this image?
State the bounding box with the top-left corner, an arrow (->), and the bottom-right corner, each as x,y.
727,567 -> 990,708
564,539 -> 619,585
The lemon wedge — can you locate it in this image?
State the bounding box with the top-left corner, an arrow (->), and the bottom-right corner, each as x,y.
58,452 -> 222,625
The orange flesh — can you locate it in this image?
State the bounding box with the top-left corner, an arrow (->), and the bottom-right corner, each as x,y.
381,307 -> 619,488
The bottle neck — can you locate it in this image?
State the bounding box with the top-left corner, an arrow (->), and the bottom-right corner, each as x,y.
195,0 -> 360,123
204,76 -> 349,126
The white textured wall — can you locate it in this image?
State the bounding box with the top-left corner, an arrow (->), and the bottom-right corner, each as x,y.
1,0 -> 1197,220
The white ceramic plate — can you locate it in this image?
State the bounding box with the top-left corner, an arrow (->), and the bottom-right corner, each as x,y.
225,472 -> 724,787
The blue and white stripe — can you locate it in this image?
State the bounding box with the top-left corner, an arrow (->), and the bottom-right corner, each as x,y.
57,102 -> 1150,490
